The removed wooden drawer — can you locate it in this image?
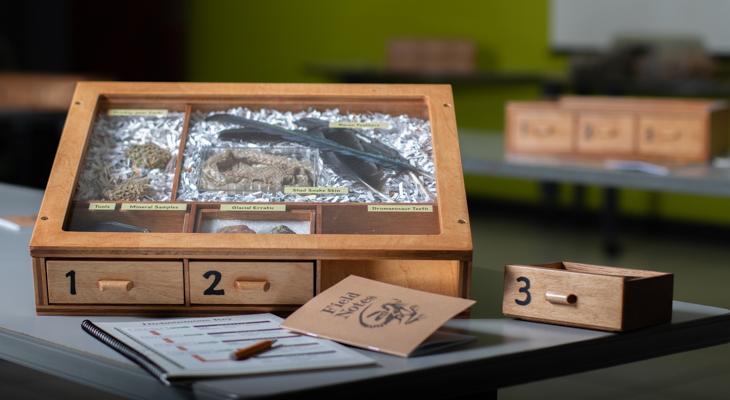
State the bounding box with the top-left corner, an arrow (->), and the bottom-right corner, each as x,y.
502,261 -> 673,331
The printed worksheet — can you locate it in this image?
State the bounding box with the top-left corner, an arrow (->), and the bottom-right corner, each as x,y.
88,313 -> 375,380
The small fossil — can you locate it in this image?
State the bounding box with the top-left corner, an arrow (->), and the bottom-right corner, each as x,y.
270,224 -> 295,234
217,224 -> 256,234
199,148 -> 314,193
103,178 -> 153,201
125,143 -> 171,170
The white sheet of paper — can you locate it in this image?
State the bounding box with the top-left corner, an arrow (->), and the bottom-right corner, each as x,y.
93,313 -> 374,379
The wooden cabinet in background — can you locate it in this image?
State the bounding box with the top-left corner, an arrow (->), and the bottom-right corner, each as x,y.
506,96 -> 730,164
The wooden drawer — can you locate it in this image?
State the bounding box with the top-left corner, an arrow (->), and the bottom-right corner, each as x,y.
638,116 -> 705,160
189,261 -> 314,305
576,113 -> 634,155
509,108 -> 573,153
502,262 -> 673,331
46,260 -> 184,304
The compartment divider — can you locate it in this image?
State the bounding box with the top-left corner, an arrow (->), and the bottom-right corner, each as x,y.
183,203 -> 198,233
170,104 -> 193,201
183,258 -> 191,306
315,205 -> 323,234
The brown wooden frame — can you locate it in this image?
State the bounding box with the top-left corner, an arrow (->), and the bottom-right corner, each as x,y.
30,82 -> 472,315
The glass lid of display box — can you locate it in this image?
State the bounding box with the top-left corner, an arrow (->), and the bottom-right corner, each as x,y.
64,98 -> 440,235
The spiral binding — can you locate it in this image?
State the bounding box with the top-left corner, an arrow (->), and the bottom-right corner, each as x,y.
81,320 -> 170,385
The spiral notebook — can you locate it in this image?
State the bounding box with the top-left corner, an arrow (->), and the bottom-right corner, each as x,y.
82,313 -> 375,385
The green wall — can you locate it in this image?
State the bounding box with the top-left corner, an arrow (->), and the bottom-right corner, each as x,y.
187,1 -> 564,84
187,0 -> 730,226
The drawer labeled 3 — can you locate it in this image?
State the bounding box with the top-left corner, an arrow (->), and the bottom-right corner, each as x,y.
502,261 -> 673,331
189,261 -> 314,305
47,260 -> 184,304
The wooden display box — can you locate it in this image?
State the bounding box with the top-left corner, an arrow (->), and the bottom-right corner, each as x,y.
502,262 -> 673,331
29,82 -> 472,315
506,96 -> 730,164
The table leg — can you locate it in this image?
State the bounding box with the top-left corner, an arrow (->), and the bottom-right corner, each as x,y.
572,184 -> 586,221
540,181 -> 560,221
602,187 -> 621,257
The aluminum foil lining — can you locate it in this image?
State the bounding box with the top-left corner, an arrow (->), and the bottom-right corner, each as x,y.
74,113 -> 184,201
177,107 -> 437,203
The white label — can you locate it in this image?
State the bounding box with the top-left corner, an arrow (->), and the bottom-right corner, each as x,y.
108,109 -> 169,117
88,202 -> 116,211
219,204 -> 286,212
367,205 -> 434,213
284,186 -> 349,195
120,203 -> 187,211
329,121 -> 391,129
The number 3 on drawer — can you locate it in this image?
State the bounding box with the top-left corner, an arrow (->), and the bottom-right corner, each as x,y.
514,276 -> 531,306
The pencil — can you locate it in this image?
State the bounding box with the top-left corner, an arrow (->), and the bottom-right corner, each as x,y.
230,339 -> 277,361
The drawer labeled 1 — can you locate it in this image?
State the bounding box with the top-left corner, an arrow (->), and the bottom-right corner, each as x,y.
46,260 -> 184,304
189,261 -> 314,305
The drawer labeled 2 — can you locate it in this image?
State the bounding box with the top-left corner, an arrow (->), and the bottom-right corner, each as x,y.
189,261 -> 314,305
47,260 -> 184,304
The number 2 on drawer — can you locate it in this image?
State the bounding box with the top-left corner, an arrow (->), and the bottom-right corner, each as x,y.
202,270 -> 225,295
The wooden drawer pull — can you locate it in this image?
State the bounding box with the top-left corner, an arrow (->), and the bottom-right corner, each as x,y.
584,124 -> 618,140
545,291 -> 577,305
521,122 -> 555,137
645,128 -> 682,142
235,280 -> 270,292
97,279 -> 134,292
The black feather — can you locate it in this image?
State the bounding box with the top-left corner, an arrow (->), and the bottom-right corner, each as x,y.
209,114 -> 433,198
207,114 -> 431,177
294,120 -> 388,195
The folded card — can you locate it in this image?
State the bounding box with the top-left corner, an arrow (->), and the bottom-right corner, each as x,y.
281,275 -> 476,357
